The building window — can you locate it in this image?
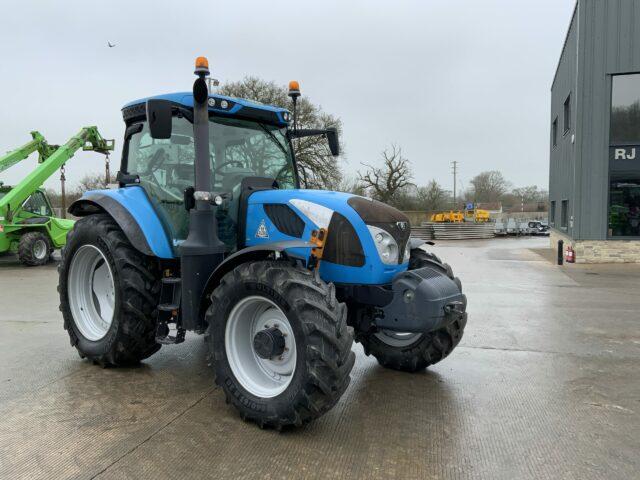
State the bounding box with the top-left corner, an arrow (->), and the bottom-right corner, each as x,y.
610,73 -> 640,144
609,180 -> 640,237
561,200 -> 568,229
609,74 -> 640,238
563,95 -> 571,134
550,200 -> 556,225
552,117 -> 558,146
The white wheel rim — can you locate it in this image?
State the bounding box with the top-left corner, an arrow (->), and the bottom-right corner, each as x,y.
68,245 -> 116,341
33,239 -> 47,260
225,295 -> 297,398
375,330 -> 422,347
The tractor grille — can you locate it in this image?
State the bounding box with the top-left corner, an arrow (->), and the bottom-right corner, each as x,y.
323,212 -> 366,267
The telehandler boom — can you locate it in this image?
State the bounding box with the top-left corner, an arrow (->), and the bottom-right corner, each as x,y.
0,128 -> 113,265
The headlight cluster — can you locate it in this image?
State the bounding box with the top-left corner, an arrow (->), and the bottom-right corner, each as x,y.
367,225 -> 410,265
367,226 -> 399,265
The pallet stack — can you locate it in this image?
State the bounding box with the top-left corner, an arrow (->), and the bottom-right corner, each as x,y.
411,222 -> 495,240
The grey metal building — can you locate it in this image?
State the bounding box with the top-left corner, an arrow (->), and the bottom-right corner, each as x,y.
549,0 -> 640,262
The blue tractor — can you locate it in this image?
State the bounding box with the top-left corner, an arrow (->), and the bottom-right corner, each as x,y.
58,57 -> 467,428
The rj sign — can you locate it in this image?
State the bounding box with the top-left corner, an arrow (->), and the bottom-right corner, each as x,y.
611,146 -> 637,161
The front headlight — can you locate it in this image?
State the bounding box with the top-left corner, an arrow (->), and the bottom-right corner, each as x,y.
367,225 -> 398,265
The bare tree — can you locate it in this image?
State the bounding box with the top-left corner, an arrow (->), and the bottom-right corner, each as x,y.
512,185 -> 547,203
468,170 -> 510,203
219,77 -> 344,189
417,180 -> 450,211
358,144 -> 413,204
325,175 -> 365,196
77,173 -> 108,193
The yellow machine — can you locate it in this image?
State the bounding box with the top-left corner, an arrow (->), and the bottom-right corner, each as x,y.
465,208 -> 490,223
430,208 -> 491,223
430,211 -> 465,223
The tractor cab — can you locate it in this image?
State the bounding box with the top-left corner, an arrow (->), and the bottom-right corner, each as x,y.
119,94 -> 298,250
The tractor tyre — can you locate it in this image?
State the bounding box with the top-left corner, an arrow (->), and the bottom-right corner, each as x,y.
205,260 -> 355,429
18,231 -> 52,266
58,214 -> 161,366
356,248 -> 467,372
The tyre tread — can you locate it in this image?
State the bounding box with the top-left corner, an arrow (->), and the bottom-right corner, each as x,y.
206,260 -> 354,429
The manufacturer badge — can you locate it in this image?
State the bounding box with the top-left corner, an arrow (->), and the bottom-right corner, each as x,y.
396,221 -> 408,231
255,219 -> 269,239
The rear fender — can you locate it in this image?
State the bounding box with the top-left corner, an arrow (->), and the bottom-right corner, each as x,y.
69,187 -> 173,259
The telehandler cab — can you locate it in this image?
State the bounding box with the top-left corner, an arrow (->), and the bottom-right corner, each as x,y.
58,57 -> 467,428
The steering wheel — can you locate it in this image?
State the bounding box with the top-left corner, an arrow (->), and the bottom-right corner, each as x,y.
213,159 -> 245,175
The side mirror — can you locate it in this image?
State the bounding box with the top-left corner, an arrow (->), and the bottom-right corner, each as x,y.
288,128 -> 340,156
325,127 -> 340,156
146,99 -> 173,139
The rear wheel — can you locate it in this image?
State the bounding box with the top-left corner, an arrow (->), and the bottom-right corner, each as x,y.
356,248 -> 467,372
18,231 -> 52,266
206,261 -> 355,429
58,214 -> 161,366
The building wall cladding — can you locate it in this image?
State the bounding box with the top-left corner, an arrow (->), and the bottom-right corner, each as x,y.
550,0 -> 640,242
549,7 -> 578,238
576,0 -> 640,240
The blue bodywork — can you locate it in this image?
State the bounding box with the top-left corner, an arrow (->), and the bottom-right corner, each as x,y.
76,185 -> 409,285
83,186 -> 174,259
245,189 -> 408,285
123,92 -> 290,126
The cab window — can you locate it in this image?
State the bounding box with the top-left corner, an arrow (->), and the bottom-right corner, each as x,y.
22,191 -> 52,217
125,113 -> 296,250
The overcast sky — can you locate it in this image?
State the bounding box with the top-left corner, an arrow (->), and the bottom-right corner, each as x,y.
0,0 -> 575,193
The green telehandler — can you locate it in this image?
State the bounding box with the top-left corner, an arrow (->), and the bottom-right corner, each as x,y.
0,129 -> 114,266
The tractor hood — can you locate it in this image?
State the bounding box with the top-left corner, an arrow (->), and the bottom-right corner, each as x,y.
244,189 -> 412,285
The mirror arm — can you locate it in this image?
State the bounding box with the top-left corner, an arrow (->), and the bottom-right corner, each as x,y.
287,128 -> 330,139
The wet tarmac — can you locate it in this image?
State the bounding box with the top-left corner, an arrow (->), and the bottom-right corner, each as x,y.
0,237 -> 638,479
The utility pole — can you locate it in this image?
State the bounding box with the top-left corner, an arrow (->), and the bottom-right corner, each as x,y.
451,161 -> 458,209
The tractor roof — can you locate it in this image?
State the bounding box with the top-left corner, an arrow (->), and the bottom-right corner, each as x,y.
122,92 -> 290,127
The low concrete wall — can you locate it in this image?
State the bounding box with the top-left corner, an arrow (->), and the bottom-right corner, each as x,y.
550,229 -> 640,264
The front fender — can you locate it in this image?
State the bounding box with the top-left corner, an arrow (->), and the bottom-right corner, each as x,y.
69,186 -> 174,259
198,240 -> 314,321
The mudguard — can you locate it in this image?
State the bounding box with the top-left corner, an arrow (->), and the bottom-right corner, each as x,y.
68,186 -> 174,259
202,240 -> 314,293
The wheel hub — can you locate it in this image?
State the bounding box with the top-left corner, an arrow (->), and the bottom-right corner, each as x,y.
253,327 -> 286,359
225,296 -> 297,398
68,245 -> 115,341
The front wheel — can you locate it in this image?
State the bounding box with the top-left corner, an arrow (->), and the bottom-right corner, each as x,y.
206,261 -> 355,429
356,248 -> 467,372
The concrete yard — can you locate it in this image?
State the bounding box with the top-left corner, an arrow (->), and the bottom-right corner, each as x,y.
0,237 -> 638,480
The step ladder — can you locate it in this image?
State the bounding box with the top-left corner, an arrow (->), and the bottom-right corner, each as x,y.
156,275 -> 186,344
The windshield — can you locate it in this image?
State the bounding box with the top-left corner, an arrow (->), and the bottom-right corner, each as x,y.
124,114 -> 296,246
